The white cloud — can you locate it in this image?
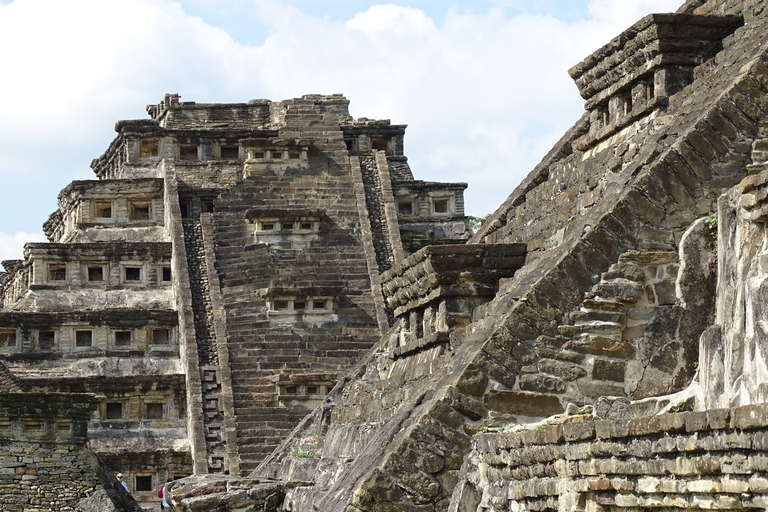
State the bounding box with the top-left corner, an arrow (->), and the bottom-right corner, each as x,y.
0,231 -> 47,263
0,0 -> 246,145
0,0 -> 691,236
346,5 -> 436,35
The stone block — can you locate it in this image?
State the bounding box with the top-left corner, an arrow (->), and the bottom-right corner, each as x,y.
483,391 -> 564,418
707,408 -> 730,430
662,153 -> 700,194
728,83 -> 767,123
684,411 -> 709,432
715,495 -> 743,510
541,424 -> 565,445
720,476 -> 750,493
519,374 -> 566,394
400,439 -> 445,474
718,98 -> 758,137
519,429 -> 547,447
686,127 -> 719,163
635,476 -> 662,493
577,459 -> 599,476
563,421 -> 596,442
473,435 -> 498,454
748,475 -> 768,492
559,254 -> 596,291
591,359 -> 626,382
473,351 -> 519,390
382,454 -> 440,499
535,347 -> 584,365
537,359 -> 587,381
578,381 -> 626,399
495,432 -> 523,451
730,404 -> 768,430
614,493 -> 639,507
752,431 -> 768,451
587,478 -> 612,491
622,437 -> 652,458
426,401 -> 465,430
658,412 -> 687,434
454,363 -> 489,397
594,418 -> 629,439
653,160 -> 695,208
628,416 -> 663,437
624,189 -> 666,227
442,387 -> 486,422
565,337 -> 635,359
749,453 -> 768,472
705,106 -> 739,141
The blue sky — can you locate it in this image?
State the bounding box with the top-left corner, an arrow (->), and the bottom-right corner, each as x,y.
176,0 -> 599,45
0,0 -> 683,261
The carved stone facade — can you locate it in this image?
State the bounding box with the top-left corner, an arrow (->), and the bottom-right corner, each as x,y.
0,95 -> 470,509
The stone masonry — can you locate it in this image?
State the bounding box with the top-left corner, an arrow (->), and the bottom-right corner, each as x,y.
0,92 -> 470,510
0,387 -> 142,512
8,0 -> 768,510
155,0 -> 768,510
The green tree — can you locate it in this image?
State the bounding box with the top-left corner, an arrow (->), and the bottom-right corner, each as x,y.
468,214 -> 491,231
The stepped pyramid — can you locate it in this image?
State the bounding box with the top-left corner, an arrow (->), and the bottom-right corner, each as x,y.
0,93 -> 470,509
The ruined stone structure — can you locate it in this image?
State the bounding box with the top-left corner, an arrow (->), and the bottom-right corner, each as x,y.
0,95 -> 469,509
0,368 -> 142,512
162,0 -> 768,510
7,0 -> 768,510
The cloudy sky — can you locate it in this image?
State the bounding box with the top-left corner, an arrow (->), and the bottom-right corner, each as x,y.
0,0 -> 683,262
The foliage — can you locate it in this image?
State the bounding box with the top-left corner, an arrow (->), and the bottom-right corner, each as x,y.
341,385 -> 351,400
669,398 -> 694,413
475,423 -> 506,434
705,214 -> 718,232
468,214 -> 491,231
291,443 -> 321,459
704,213 -> 718,258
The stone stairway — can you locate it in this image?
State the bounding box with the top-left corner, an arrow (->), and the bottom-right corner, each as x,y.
537,250 -> 680,401
209,175 -> 380,474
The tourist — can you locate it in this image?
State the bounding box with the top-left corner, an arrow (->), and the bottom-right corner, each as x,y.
159,478 -> 171,509
117,473 -> 128,492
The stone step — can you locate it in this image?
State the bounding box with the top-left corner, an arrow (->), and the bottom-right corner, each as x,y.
591,279 -> 644,302
580,299 -> 627,312
617,250 -> 678,266
558,321 -> 622,338
569,310 -> 625,324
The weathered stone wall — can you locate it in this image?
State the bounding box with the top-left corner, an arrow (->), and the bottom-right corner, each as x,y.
0,309 -> 179,357
45,178 -> 166,244
360,155 -> 396,273
0,392 -> 142,512
6,242 -> 174,313
1,260 -> 29,308
394,180 -> 470,255
679,0 -> 768,19
699,127 -> 768,409
452,404 -> 768,512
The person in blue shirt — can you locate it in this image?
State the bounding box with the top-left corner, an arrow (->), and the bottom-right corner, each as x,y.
117,473 -> 129,492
